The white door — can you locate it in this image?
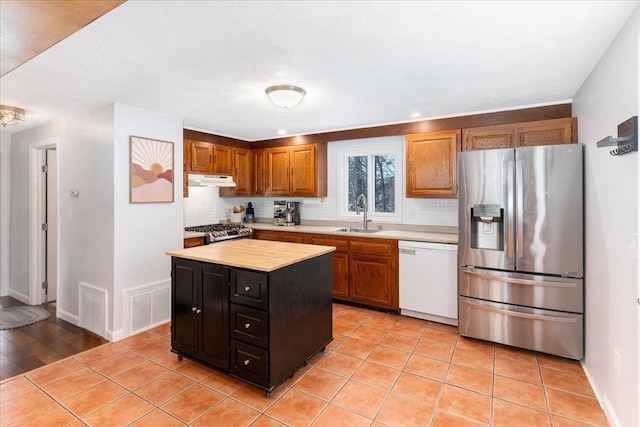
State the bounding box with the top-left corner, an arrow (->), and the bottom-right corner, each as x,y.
46,149 -> 57,302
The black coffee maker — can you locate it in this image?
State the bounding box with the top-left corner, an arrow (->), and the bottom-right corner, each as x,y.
245,202 -> 255,223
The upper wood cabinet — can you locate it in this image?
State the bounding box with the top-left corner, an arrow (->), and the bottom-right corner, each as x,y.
406,130 -> 460,198
462,125 -> 514,150
185,139 -> 235,175
219,147 -> 251,197
265,147 -> 290,197
517,118 -> 574,147
462,117 -> 575,151
264,143 -> 327,197
188,140 -> 214,173
251,149 -> 266,196
212,144 -> 234,175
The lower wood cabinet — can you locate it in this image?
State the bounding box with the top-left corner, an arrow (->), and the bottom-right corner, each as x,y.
170,254 -> 333,395
184,236 -> 204,248
253,230 -> 399,311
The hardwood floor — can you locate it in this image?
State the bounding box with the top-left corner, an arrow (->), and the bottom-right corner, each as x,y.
0,296 -> 109,381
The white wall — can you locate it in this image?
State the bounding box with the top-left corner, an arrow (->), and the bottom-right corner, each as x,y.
9,105 -> 116,319
7,103 -> 183,340
111,104 -> 183,336
0,133 -> 11,297
573,6 -> 639,427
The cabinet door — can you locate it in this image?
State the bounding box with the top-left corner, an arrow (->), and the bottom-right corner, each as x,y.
278,232 -> 308,243
331,252 -> 350,300
251,149 -> 266,196
462,125 -> 515,151
517,118 -> 573,147
198,264 -> 230,370
221,148 -> 251,197
349,253 -> 395,310
212,145 -> 234,175
290,145 -> 316,197
171,258 -> 198,356
252,230 -> 280,241
266,147 -> 290,196
406,130 -> 460,198
189,141 -> 214,173
235,148 -> 252,196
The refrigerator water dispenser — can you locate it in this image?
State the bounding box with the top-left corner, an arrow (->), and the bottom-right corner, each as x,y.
470,204 -> 503,251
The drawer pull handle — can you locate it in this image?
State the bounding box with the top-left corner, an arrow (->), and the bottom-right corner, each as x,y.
243,359 -> 250,366
244,323 -> 251,329
196,309 -> 201,314
244,286 -> 251,292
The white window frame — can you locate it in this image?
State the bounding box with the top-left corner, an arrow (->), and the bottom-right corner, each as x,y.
336,136 -> 404,223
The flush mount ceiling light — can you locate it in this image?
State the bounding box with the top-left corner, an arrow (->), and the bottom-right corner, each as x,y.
0,105 -> 26,127
265,85 -> 306,108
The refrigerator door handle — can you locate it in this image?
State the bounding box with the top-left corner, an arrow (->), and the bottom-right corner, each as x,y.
516,160 -> 524,259
460,268 -> 579,288
506,160 -> 515,259
461,299 -> 578,323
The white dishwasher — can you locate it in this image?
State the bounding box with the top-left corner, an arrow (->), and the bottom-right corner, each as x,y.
399,240 -> 458,326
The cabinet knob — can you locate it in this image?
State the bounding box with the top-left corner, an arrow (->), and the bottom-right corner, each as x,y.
196,309 -> 202,314
244,286 -> 251,292
244,323 -> 251,329
192,307 -> 197,312
243,359 -> 250,366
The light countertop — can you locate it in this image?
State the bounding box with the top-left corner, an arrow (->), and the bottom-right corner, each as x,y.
167,239 -> 335,272
244,223 -> 458,244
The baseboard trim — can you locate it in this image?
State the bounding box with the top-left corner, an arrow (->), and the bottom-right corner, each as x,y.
56,308 -> 79,326
107,329 -> 125,342
581,361 -> 621,427
8,289 -> 30,304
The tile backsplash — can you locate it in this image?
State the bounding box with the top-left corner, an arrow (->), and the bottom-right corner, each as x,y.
184,187 -> 458,227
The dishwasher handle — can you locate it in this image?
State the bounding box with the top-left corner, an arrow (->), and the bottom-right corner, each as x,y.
399,248 -> 416,255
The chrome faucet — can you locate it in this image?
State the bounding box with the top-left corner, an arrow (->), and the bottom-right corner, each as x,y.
355,194 -> 372,229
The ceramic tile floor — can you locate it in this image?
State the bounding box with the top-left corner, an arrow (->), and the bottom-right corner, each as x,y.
0,303 -> 609,427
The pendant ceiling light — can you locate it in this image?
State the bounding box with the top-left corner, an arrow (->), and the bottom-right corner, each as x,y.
0,105 -> 26,127
265,85 -> 306,108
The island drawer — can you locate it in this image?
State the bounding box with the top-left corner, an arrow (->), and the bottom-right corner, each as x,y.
230,340 -> 268,386
231,269 -> 268,310
230,304 -> 269,348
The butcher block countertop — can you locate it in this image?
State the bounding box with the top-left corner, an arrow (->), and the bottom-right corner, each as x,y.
167,239 -> 335,272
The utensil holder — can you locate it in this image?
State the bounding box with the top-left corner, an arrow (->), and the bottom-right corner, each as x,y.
229,212 -> 243,224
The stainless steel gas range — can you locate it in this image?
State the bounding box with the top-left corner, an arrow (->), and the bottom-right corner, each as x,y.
185,223 -> 253,244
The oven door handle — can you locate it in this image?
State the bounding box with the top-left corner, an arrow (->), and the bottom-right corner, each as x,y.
460,299 -> 577,323
460,268 -> 578,289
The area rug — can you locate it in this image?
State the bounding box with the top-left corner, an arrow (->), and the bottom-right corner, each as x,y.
0,306 -> 51,330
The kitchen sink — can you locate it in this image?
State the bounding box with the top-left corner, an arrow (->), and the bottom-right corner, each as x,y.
330,227 -> 380,234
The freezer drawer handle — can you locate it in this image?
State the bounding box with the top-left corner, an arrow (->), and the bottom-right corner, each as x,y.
461,269 -> 577,288
461,299 -> 577,323
399,249 -> 415,255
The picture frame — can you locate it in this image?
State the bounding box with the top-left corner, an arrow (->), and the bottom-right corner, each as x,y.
129,135 -> 175,203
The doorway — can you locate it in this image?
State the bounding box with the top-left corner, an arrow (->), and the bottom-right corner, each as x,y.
44,148 -> 57,303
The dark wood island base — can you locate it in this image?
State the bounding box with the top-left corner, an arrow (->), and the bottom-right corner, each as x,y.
168,241 -> 334,397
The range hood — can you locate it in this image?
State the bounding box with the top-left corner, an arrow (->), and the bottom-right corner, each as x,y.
188,174 -> 236,187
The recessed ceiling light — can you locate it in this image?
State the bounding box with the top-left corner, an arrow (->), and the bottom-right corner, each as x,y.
278,129 -> 287,135
411,112 -> 421,118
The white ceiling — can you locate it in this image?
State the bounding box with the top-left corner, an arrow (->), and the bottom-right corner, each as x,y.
0,1 -> 637,141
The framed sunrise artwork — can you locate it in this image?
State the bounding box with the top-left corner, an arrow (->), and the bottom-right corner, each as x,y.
129,136 -> 174,203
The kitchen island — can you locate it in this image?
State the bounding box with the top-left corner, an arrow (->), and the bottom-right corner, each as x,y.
166,239 -> 335,396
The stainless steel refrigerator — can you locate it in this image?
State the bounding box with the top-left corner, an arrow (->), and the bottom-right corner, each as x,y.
457,144 -> 584,359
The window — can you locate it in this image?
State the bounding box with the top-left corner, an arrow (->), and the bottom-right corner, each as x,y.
337,137 -> 403,222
